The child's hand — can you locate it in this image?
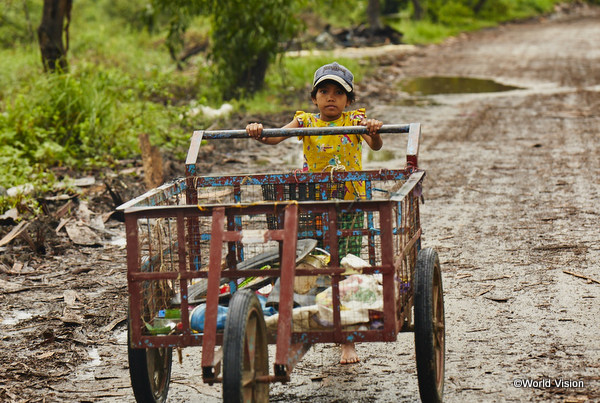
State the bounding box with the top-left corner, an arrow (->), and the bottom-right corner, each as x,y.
246,122 -> 264,140
360,118 -> 383,136
245,121 -> 291,145
360,118 -> 383,151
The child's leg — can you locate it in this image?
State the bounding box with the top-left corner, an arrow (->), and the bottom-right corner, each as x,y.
340,342 -> 359,364
338,211 -> 364,365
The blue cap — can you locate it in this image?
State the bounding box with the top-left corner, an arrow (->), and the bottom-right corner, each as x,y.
312,62 -> 354,93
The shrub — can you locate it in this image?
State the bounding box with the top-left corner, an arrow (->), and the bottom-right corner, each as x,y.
0,62 -> 197,191
438,2 -> 475,26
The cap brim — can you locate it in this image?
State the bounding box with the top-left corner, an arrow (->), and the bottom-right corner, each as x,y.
313,75 -> 353,93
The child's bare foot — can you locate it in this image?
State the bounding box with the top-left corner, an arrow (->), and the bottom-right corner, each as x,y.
340,342 -> 359,364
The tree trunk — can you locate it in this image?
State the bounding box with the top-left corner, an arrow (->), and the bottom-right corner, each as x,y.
367,0 -> 383,30
411,0 -> 424,20
37,0 -> 72,72
238,52 -> 270,98
473,0 -> 487,14
383,0 -> 406,15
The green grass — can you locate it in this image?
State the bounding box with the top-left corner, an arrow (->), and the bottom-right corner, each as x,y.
388,0 -> 562,44
0,0 -> 584,215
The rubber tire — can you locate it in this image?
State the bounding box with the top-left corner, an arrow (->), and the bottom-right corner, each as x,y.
128,313 -> 173,403
223,289 -> 269,403
414,248 -> 445,403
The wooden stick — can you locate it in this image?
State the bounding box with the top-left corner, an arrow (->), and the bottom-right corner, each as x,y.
475,285 -> 494,297
563,270 -> 600,284
0,221 -> 29,247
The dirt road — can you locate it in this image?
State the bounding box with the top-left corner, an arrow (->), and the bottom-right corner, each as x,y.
1,4 -> 599,402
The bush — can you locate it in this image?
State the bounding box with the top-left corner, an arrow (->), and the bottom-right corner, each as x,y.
438,2 -> 475,26
0,62 -> 197,189
3,69 -> 121,167
477,0 -> 512,20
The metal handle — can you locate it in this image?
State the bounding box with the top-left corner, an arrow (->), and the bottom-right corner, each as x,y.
201,124 -> 410,139
185,123 -> 421,174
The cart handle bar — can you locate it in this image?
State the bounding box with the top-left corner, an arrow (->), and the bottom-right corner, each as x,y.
200,124 -> 410,139
186,123 -> 421,172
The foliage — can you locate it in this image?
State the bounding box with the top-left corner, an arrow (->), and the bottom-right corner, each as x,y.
149,1 -> 210,65
394,19 -> 456,44
0,56 -> 198,210
437,2 -> 475,26
392,0 -> 566,44
0,0 -> 41,48
306,0 -> 369,28
210,0 -> 304,99
149,0 -> 305,99
98,0 -> 159,32
237,55 -> 364,114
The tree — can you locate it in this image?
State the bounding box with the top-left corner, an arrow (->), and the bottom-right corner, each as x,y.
473,0 -> 488,14
411,0 -> 425,20
152,0 -> 302,99
37,0 -> 72,72
383,0 -> 408,15
367,0 -> 383,30
210,0 -> 301,99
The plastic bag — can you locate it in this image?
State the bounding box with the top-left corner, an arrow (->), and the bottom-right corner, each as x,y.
190,304 -> 228,332
315,274 -> 383,326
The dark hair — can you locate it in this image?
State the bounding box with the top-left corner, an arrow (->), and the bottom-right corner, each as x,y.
311,80 -> 356,104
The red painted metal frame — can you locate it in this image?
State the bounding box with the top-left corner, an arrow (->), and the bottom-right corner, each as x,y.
123,123 -> 424,384
125,197 -> 422,385
124,196 -> 419,348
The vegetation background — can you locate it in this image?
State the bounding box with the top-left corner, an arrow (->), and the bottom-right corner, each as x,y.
1,0 -> 595,215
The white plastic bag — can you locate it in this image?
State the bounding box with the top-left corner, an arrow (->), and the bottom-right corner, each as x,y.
315,274 -> 383,326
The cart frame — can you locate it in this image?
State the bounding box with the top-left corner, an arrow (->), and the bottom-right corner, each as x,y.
119,123 -> 445,402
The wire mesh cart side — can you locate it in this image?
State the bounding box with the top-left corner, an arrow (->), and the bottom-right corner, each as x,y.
119,123 -> 445,403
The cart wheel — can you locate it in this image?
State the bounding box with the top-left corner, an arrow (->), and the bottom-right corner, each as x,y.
128,314 -> 172,403
223,289 -> 269,403
414,248 -> 445,403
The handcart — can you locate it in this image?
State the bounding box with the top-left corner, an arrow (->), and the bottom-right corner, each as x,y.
118,123 -> 445,402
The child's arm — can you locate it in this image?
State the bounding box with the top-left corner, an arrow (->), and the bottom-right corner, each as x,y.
359,118 -> 383,151
246,118 -> 300,145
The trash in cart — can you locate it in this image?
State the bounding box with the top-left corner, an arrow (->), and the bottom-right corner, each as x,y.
119,123 -> 445,403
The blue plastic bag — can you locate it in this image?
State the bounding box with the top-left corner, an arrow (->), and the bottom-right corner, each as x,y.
190,304 -> 228,332
256,294 -> 277,316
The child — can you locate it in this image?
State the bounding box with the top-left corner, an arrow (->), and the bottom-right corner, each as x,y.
246,61 -> 383,365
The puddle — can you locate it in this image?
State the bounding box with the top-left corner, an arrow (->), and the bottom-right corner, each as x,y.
74,347 -> 102,381
2,310 -> 34,325
115,329 -> 128,345
399,76 -> 522,95
391,97 -> 440,107
367,149 -> 396,162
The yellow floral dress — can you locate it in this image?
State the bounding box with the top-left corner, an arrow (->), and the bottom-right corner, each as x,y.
295,109 -> 366,200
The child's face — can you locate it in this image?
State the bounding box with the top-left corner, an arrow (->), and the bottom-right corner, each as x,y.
312,82 -> 351,121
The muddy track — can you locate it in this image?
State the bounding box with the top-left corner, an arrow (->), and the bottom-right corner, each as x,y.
1,4 -> 599,402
